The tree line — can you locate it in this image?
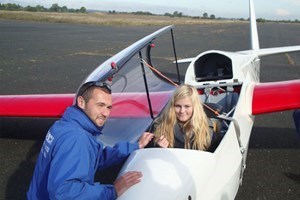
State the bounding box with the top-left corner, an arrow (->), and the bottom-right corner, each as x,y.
109,10 -> 217,20
0,3 -> 86,13
1,3 -> 215,19
1,3 -> 298,23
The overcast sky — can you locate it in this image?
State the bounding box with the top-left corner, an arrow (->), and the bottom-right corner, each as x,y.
2,0 -> 300,20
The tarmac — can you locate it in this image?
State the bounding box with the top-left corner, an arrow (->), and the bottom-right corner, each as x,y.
0,19 -> 300,200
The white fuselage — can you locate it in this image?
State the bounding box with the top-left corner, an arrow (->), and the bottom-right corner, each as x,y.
117,50 -> 259,200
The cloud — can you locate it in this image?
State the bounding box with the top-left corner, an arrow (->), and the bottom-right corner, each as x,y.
285,0 -> 300,6
275,8 -> 290,16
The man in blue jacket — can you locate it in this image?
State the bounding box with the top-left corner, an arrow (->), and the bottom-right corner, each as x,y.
27,81 -> 153,200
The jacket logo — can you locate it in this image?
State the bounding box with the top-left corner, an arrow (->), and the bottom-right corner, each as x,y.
45,131 -> 54,144
42,131 -> 55,158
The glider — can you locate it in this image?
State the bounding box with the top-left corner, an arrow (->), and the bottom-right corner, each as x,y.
1,0 -> 300,199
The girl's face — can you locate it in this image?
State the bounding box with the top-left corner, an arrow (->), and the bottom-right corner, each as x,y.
174,97 -> 193,123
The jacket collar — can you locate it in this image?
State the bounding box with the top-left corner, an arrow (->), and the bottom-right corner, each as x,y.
62,106 -> 103,136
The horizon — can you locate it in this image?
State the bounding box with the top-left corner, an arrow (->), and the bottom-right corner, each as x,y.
1,0 -> 300,20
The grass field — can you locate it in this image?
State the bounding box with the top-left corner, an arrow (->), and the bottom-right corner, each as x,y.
0,10 -> 242,26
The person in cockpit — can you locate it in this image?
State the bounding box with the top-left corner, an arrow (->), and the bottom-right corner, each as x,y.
146,84 -> 220,152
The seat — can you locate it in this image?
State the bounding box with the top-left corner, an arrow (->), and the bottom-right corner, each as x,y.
204,103 -> 224,152
203,102 -> 223,118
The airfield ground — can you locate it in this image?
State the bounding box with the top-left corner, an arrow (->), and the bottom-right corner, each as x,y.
0,19 -> 300,199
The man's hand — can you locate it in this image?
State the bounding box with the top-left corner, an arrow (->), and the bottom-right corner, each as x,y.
138,132 -> 154,148
114,171 -> 142,197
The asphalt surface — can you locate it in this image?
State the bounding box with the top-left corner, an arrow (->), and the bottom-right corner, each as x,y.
1,19 -> 300,200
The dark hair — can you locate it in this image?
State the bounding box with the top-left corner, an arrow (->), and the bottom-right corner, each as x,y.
77,81 -> 111,102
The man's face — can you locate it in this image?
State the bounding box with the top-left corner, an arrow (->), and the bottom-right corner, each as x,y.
78,88 -> 112,127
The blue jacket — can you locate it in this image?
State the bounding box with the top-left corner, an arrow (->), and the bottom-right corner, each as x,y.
27,106 -> 139,200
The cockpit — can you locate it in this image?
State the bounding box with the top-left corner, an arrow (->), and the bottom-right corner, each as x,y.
194,53 -> 233,82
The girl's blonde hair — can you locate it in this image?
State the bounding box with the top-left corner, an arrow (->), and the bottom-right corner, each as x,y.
154,84 -> 211,150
